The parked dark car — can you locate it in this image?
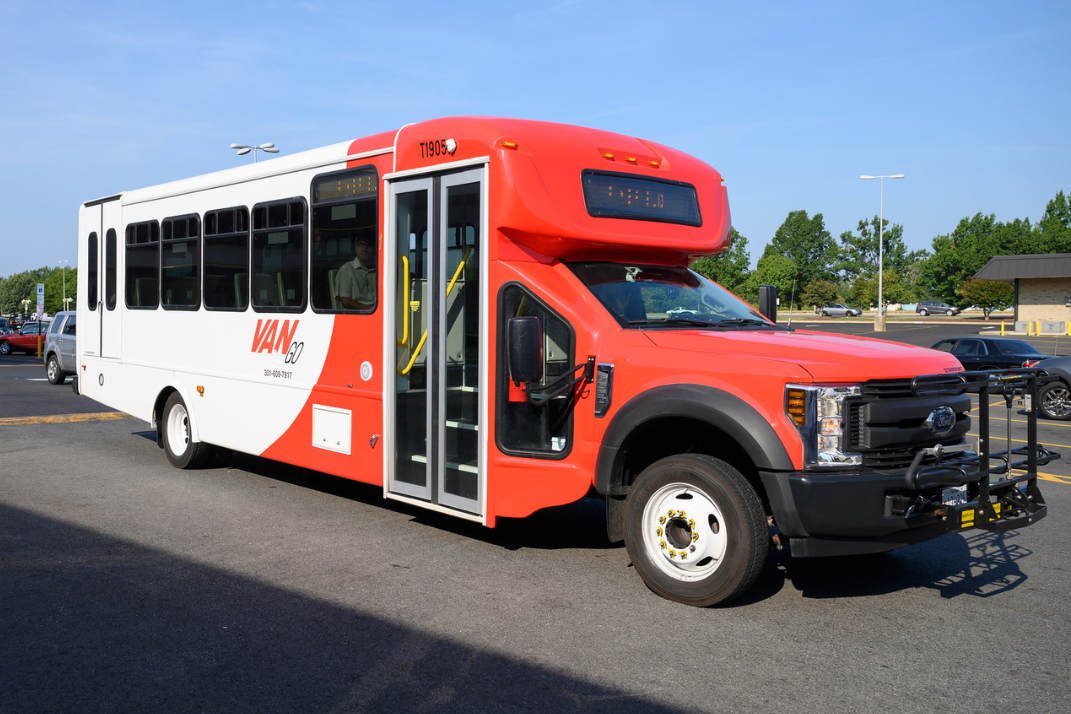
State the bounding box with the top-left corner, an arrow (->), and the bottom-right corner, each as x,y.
1031,355 -> 1071,420
917,301 -> 960,316
930,337 -> 1045,371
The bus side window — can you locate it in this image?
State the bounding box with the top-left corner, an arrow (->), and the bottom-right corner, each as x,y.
125,221 -> 160,309
87,232 -> 98,310
495,283 -> 576,458
105,229 -> 117,311
251,198 -> 306,313
204,207 -> 250,311
310,165 -> 379,313
161,214 -> 201,310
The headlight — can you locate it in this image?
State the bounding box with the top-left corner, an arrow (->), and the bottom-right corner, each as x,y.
785,384 -> 862,467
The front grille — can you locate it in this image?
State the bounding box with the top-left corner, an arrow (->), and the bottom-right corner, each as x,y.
848,378 -> 972,470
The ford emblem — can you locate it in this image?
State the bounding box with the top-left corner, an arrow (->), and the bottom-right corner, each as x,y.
925,406 -> 956,435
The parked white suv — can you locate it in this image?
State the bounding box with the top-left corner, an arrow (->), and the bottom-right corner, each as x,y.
42,311 -> 76,385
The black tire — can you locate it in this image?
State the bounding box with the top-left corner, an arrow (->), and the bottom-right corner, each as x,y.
821,310 -> 830,317
946,309 -> 954,316
624,454 -> 768,607
1038,381 -> 1071,420
0,340 -> 11,355
919,309 -> 929,316
161,392 -> 212,469
46,355 -> 66,385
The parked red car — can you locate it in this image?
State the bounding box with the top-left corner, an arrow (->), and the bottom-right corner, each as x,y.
0,321 -> 48,355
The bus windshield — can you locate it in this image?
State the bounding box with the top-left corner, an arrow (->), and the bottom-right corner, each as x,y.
568,262 -> 774,329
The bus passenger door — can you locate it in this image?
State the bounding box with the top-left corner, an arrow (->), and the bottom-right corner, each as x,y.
388,168 -> 485,516
81,204 -> 103,357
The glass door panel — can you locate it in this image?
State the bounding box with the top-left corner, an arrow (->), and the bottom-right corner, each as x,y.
392,185 -> 432,500
389,169 -> 483,515
438,178 -> 481,511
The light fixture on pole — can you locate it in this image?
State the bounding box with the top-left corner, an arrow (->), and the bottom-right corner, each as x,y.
230,142 -> 279,162
58,260 -> 69,310
860,174 -> 904,331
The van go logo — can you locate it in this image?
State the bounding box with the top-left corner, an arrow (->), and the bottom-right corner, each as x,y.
251,319 -> 304,364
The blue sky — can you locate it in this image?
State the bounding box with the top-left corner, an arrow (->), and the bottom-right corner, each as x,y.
1,0 -> 1068,276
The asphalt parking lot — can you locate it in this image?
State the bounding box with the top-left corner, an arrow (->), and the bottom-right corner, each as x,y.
2,324 -> 1070,713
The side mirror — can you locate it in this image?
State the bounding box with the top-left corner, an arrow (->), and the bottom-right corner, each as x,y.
758,285 -> 778,324
507,316 -> 543,385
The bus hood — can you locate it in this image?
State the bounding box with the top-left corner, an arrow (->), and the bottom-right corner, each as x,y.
641,328 -> 963,383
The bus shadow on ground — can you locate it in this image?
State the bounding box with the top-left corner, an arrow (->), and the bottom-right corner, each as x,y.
762,530 -> 1032,601
218,450 -> 618,553
0,503 -> 684,714
147,446 -> 1031,605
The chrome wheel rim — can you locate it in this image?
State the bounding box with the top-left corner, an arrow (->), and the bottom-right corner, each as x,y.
642,482 -> 728,582
47,359 -> 58,380
1042,386 -> 1071,418
166,403 -> 190,457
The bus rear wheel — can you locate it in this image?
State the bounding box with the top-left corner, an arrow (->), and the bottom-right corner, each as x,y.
162,392 -> 212,469
624,454 -> 768,607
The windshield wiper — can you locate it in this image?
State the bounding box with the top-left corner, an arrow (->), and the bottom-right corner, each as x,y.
716,318 -> 775,327
627,317 -> 723,328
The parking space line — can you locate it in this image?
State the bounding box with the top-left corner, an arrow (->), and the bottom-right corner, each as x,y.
0,412 -> 133,426
967,433 -> 1071,450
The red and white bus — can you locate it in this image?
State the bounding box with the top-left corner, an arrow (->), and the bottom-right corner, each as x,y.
77,117 -> 1050,605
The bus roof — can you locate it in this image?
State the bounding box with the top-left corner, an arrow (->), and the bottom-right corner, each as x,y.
84,117 -> 730,263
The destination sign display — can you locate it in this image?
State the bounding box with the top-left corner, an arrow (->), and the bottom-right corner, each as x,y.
581,170 -> 701,227
314,167 -> 378,204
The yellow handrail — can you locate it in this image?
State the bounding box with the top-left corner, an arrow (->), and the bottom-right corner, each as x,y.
397,255 -> 410,346
399,247 -> 472,376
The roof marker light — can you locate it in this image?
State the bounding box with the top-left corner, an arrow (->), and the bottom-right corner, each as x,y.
648,160 -> 660,167
602,152 -> 614,159
625,157 -> 637,163
502,140 -> 518,150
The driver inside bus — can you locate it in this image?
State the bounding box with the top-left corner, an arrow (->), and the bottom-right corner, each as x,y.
336,234 -> 377,310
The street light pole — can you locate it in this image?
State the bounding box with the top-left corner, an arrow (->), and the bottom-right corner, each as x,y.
58,260 -> 69,310
860,174 -> 904,331
230,142 -> 279,163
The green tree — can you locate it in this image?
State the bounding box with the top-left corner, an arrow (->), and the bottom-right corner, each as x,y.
690,227 -> 751,296
766,210 -> 837,289
44,266 -> 77,314
919,212 -> 1036,302
836,216 -> 927,284
850,271 -> 911,311
800,279 -> 839,309
1037,190 -> 1071,252
746,253 -> 797,308
0,269 -> 45,317
958,279 -> 1014,319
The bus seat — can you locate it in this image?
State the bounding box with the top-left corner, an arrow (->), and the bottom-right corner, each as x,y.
254,273 -> 280,306
135,278 -> 156,307
328,269 -> 339,309
234,273 -> 248,309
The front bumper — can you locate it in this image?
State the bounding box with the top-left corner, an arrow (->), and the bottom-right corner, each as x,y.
760,465 -> 1048,558
760,368 -> 1055,558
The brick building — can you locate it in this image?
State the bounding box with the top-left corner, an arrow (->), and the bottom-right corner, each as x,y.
973,253 -> 1071,332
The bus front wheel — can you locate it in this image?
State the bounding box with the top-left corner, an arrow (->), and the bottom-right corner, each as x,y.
162,392 -> 212,469
624,454 -> 768,607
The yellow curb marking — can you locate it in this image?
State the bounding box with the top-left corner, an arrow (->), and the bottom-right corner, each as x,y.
0,412 -> 132,426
